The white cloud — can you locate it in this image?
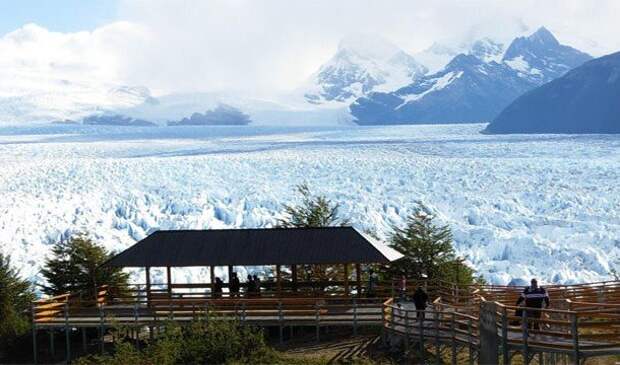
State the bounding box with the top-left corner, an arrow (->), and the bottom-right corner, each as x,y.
2,0 -> 620,96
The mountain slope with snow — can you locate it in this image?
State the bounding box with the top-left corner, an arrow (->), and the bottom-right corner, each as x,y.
486,51 -> 620,134
351,28 -> 592,125
0,70 -> 156,124
301,34 -> 427,105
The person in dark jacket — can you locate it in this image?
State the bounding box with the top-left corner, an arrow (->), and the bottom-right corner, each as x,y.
412,286 -> 429,320
229,272 -> 240,297
246,274 -> 255,296
516,278 -> 550,330
252,275 -> 261,296
212,277 -> 223,298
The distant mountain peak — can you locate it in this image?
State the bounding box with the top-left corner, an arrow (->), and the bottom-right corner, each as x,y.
337,33 -> 402,61
302,34 -> 426,104
528,26 -> 559,46
469,38 -> 504,63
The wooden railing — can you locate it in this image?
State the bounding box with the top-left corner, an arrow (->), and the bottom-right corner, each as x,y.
380,280 -> 620,364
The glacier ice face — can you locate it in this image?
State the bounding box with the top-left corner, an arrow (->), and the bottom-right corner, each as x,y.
0,123 -> 618,286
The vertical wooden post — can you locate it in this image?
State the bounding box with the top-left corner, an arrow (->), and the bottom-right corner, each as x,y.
99,304 -> 104,354
467,319 -> 474,365
64,303 -> 70,363
227,265 -> 233,297
278,300 -> 283,344
50,329 -> 55,359
31,304 -> 38,365
571,313 -> 579,365
355,263 -> 362,298
451,313 -> 457,365
166,266 -> 172,297
353,299 -> 358,335
276,265 -> 282,296
145,266 -> 151,306
292,264 -> 298,292
315,302 -> 320,342
404,309 -> 410,354
502,307 -> 509,365
82,327 -> 87,352
210,266 -> 216,297
343,264 -> 349,296
522,310 -> 529,365
434,310 -> 440,365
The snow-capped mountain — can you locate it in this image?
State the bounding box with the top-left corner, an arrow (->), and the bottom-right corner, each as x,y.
414,42 -> 464,74
469,38 -> 505,63
301,34 -> 427,105
414,38 -> 504,73
0,71 -> 156,124
502,26 -> 592,84
351,27 -> 592,125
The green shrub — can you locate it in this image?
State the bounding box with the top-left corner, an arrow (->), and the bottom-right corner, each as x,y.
75,317 -> 277,365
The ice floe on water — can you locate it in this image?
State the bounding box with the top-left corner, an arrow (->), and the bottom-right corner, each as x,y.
0,123 -> 619,286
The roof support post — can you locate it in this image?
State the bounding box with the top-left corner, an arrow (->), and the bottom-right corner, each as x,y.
276,265 -> 282,296
343,264 -> 349,296
145,266 -> 151,306
292,264 -> 298,292
166,266 -> 172,298
355,263 -> 362,298
210,266 -> 215,298
228,265 -> 233,297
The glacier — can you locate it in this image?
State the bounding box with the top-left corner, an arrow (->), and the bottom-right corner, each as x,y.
0,123 -> 618,286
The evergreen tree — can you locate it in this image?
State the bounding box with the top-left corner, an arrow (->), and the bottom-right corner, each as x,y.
277,184 -> 349,288
0,253 -> 35,357
277,184 -> 349,228
40,234 -> 129,298
388,203 -> 477,285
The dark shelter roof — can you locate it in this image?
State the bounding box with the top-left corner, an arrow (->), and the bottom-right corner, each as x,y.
103,226 -> 403,267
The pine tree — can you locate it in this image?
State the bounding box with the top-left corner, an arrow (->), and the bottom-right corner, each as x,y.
0,253 -> 35,357
277,184 -> 350,288
388,203 -> 477,285
40,234 -> 129,298
277,184 -> 349,228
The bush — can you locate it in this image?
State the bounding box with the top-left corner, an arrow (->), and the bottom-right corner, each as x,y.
75,317 -> 277,365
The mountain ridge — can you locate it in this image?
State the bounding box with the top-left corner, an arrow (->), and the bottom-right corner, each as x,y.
350,27 -> 593,125
485,51 -> 620,134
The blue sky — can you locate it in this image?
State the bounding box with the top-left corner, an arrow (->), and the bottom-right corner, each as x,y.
0,0 -> 118,34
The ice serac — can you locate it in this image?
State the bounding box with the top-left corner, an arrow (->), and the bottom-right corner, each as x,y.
302,34 -> 427,105
486,51 -> 620,134
351,27 -> 592,125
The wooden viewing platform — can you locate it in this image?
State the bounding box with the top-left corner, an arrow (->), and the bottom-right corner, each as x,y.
32,279 -> 620,364
29,228 -> 620,364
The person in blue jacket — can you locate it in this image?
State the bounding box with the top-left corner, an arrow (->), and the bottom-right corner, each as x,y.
516,278 -> 550,330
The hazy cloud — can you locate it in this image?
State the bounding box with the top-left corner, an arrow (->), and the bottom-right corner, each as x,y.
2,0 -> 620,95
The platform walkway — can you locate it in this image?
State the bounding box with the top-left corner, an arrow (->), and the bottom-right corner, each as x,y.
31,280 -> 620,364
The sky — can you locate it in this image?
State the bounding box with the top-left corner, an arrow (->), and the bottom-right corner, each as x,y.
1,0 -> 620,95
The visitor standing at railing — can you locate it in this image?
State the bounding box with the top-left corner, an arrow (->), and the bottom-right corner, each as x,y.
246,274 -> 255,297
413,286 -> 428,320
213,277 -> 223,298
230,272 -> 240,297
367,269 -> 379,297
516,278 -> 550,330
398,274 -> 407,302
253,275 -> 262,297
